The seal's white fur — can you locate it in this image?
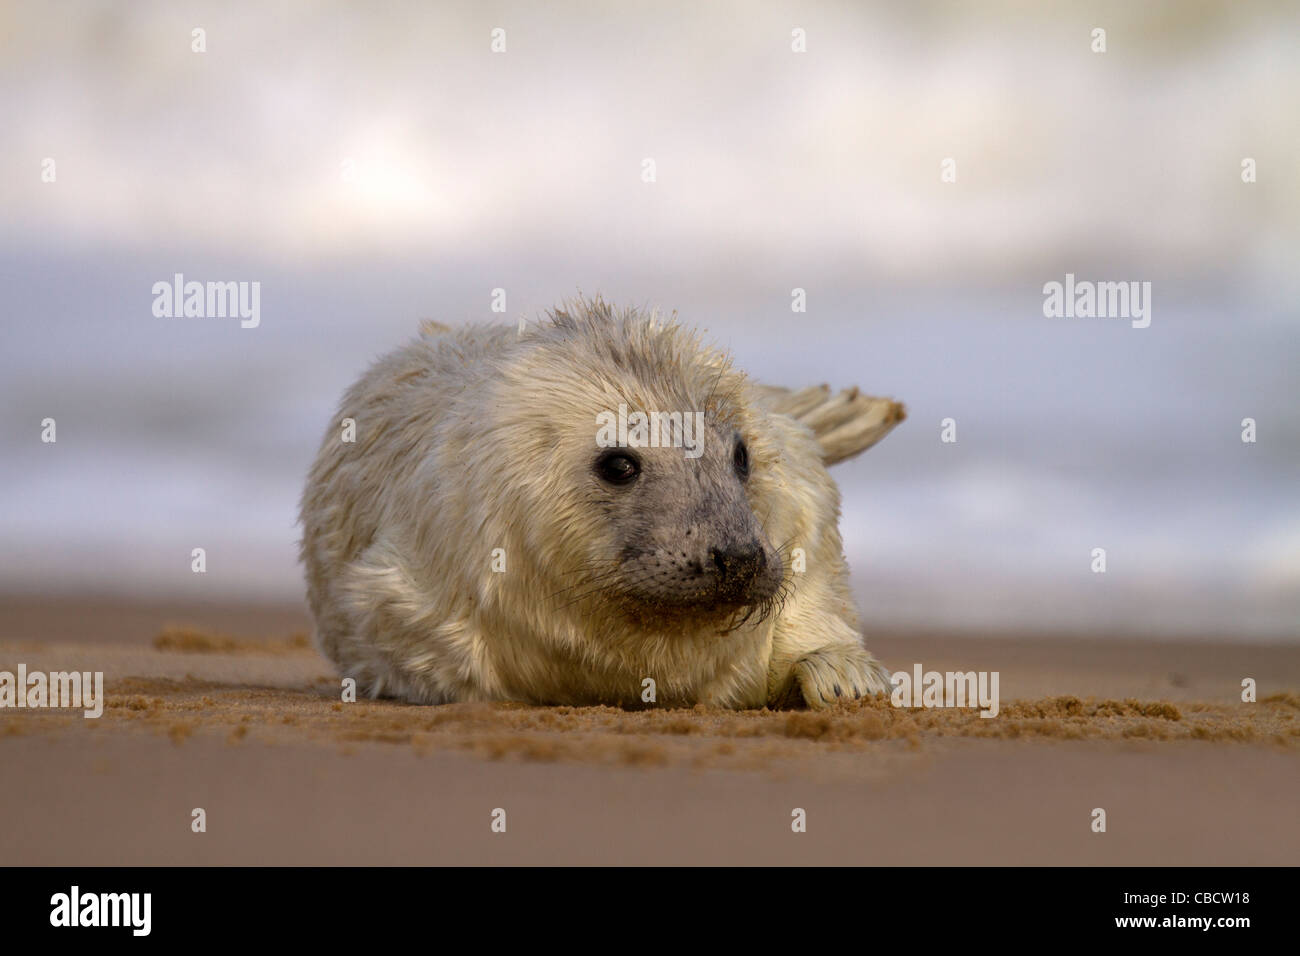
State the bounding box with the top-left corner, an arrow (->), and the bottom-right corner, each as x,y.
299,301 -> 901,708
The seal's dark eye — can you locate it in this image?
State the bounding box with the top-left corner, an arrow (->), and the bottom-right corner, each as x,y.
733,439 -> 750,480
595,452 -> 640,485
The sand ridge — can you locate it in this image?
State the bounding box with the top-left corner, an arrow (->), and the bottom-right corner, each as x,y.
3,629 -> 1296,775
4,612 -> 1298,864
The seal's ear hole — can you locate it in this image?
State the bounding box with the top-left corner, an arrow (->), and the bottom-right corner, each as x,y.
733,438 -> 750,481
595,450 -> 641,486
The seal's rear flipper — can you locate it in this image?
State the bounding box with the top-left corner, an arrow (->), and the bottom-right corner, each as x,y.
756,384 -> 905,466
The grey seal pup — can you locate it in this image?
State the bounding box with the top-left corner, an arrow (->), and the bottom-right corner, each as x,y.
299,297 -> 904,708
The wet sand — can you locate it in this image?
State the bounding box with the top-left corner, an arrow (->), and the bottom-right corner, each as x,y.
1,595 -> 1297,864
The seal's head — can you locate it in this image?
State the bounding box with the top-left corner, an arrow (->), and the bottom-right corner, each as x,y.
464,299 -> 793,635
586,402 -> 785,627
590,429 -> 780,624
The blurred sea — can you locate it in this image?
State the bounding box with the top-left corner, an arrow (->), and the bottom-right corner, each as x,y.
1,1 -> 1296,638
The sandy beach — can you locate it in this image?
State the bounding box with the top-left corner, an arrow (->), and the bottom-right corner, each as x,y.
1,594 -> 1296,865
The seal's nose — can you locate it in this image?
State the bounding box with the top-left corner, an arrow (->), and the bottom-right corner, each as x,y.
710,542 -> 764,588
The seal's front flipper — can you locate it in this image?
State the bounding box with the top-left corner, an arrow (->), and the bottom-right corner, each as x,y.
781,645 -> 893,710
755,384 -> 905,466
